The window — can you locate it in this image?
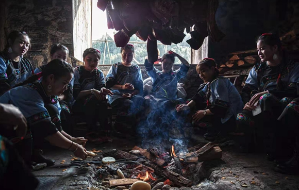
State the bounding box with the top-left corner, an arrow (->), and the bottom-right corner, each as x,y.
91,0 -> 191,65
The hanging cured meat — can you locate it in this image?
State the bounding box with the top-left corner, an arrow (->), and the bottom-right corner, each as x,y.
98,0 -> 225,49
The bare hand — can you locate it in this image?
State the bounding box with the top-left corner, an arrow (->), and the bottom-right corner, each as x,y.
122,93 -> 133,99
72,137 -> 88,147
243,102 -> 256,111
248,91 -> 268,107
101,87 -> 113,96
176,104 -> 189,112
74,144 -> 88,160
0,104 -> 27,137
123,83 -> 134,90
92,89 -> 105,100
192,110 -> 206,122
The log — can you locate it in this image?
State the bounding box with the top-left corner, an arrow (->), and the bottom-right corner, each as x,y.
225,61 -> 234,68
184,142 -> 215,158
197,146 -> 222,162
229,55 -> 240,61
187,143 -> 205,152
109,179 -> 140,187
237,60 -> 245,66
132,146 -> 166,167
244,56 -> 256,64
173,157 -> 183,175
104,149 -> 139,160
144,161 -> 193,187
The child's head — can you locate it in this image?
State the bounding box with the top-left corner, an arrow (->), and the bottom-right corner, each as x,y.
83,48 -> 101,71
161,52 -> 175,72
5,31 -> 30,57
50,44 -> 69,61
196,58 -> 219,82
121,44 -> 134,65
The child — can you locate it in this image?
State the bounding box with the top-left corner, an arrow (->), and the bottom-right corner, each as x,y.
106,44 -> 144,122
145,50 -> 189,103
72,48 -> 112,140
176,58 -> 243,141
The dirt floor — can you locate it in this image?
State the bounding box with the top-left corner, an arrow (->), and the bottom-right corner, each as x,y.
33,132 -> 299,190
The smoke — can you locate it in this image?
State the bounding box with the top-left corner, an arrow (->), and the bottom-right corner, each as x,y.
135,98 -> 192,153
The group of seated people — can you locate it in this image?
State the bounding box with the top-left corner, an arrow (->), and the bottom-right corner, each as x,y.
0,30 -> 298,190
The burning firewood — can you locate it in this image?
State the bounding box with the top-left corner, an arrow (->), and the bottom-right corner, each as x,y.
144,161 -> 192,187
132,146 -> 167,167
109,179 -> 139,187
152,182 -> 165,190
104,149 -> 139,160
197,146 -> 222,162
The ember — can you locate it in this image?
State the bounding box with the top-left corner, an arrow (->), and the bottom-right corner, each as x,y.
138,171 -> 156,181
164,179 -> 172,186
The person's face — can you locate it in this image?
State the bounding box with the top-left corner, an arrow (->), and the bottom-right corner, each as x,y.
257,41 -> 278,62
84,53 -> 99,71
161,57 -> 174,72
47,72 -> 73,96
51,50 -> 68,61
10,35 -> 30,56
121,49 -> 134,65
197,64 -> 215,82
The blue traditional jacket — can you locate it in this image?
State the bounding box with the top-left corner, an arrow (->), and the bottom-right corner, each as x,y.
192,77 -> 243,123
106,62 -> 143,104
144,59 -> 189,100
0,53 -> 33,94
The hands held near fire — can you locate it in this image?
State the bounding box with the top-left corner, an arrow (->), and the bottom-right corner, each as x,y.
46,132 -> 88,160
71,137 -> 88,147
176,100 -> 196,112
121,83 -> 137,98
71,142 -> 88,159
0,103 -> 27,138
176,104 -> 190,112
91,87 -> 113,100
176,100 -> 213,122
243,90 -> 269,111
192,110 -> 206,122
122,83 -> 134,90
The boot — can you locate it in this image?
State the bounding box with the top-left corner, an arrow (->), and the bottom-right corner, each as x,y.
32,149 -> 55,167
275,138 -> 299,174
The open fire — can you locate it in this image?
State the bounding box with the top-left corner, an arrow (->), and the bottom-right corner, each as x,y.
137,171 -> 156,181
93,142 -> 222,189
171,145 -> 177,157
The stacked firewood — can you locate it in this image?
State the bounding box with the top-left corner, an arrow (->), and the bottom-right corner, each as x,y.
97,0 -> 225,53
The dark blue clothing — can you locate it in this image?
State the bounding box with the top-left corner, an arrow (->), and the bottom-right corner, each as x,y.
106,62 -> 143,104
144,59 -> 189,100
0,52 -> 33,95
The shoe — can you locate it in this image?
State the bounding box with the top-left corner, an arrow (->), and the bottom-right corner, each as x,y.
32,149 -> 55,167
